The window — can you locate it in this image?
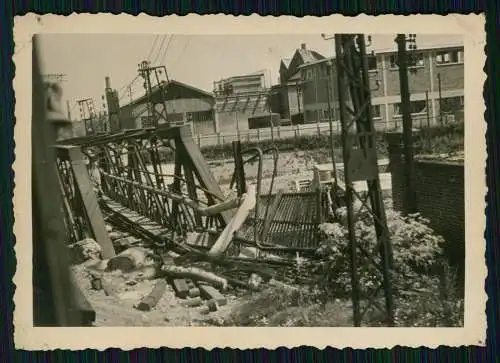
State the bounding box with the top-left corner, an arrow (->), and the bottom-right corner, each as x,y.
436,50 -> 464,65
440,96 -> 463,113
186,110 -> 214,123
389,53 -> 424,68
141,115 -> 156,128
166,113 -> 184,123
371,104 -> 381,118
306,70 -> 313,79
223,84 -> 234,96
368,56 -> 377,71
393,100 -> 427,115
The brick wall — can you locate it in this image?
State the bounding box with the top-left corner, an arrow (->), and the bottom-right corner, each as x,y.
386,132 -> 465,279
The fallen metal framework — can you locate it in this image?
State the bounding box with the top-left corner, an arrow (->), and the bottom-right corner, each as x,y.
56,122 -> 329,261
57,125 -> 233,248
335,34 -> 394,326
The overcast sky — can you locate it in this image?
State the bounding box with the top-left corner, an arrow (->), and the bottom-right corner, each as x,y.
36,33 -> 463,119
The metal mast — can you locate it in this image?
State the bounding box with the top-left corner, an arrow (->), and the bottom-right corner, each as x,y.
334,34 -> 394,326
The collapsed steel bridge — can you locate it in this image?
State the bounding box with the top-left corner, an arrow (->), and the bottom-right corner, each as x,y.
55,124 -> 331,261
53,33 -> 394,327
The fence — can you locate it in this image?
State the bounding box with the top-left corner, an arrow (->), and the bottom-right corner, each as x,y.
194,115 -> 458,148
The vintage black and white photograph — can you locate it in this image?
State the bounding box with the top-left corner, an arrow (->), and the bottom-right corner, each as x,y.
14,13 -> 486,350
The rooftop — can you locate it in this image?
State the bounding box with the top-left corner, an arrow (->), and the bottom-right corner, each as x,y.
121,79 -> 213,108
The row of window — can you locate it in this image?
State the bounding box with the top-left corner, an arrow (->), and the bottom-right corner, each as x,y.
372,49 -> 464,70
140,110 -> 214,128
303,96 -> 464,121
300,49 -> 465,79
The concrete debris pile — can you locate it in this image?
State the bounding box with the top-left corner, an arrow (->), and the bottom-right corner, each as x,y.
70,216 -> 316,325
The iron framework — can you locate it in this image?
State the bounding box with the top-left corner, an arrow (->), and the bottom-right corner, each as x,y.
335,34 -> 395,326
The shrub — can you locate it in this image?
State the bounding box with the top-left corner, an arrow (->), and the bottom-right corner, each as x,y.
315,207 -> 464,327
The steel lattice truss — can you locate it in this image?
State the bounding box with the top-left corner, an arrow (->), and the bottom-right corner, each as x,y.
55,126 -> 232,249
335,34 -> 395,326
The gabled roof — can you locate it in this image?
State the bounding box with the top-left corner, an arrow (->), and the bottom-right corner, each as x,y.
296,48 -> 325,63
123,79 -> 213,108
280,58 -> 292,69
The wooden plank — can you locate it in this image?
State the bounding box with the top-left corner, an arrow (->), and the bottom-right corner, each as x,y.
208,184 -> 256,257
198,284 -> 227,306
136,279 -> 168,311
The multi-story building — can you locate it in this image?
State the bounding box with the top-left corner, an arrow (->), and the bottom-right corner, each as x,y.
271,43 -> 325,122
213,72 -> 270,133
287,43 -> 465,129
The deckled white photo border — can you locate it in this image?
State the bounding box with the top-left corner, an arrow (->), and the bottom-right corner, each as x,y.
12,13 -> 487,350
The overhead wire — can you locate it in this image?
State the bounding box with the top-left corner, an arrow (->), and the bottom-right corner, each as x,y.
151,35 -> 168,65
171,36 -> 190,69
158,35 -> 174,66
118,35 -> 161,102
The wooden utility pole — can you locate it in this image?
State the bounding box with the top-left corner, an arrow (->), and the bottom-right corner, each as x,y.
437,73 -> 443,124
396,34 -> 417,213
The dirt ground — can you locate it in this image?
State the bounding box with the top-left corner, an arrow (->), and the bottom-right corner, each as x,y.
72,261 -> 246,327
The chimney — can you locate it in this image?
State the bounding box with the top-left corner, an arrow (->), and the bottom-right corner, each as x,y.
105,76 -> 111,90
301,43 -> 306,50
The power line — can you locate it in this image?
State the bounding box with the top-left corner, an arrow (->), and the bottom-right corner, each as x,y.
151,35 -> 168,65
118,35 -> 161,102
159,35 -> 174,66
171,37 -> 189,68
146,35 -> 159,61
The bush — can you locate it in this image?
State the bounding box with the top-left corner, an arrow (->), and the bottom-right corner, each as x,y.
140,122 -> 463,165
197,122 -> 463,161
315,207 -> 464,327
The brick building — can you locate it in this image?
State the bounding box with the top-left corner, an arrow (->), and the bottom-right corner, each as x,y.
213,72 -> 270,134
271,43 -> 326,122
286,43 -> 464,128
119,79 -> 216,135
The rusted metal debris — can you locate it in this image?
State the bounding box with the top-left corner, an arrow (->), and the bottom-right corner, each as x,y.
54,121 -> 347,320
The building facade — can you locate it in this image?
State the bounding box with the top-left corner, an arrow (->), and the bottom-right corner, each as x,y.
119,80 -> 217,135
290,44 -> 465,129
272,43 -> 326,121
213,72 -> 270,133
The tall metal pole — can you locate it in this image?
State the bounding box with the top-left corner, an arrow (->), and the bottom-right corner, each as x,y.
437,73 -> 443,124
396,34 -> 417,213
139,60 -> 156,128
335,35 -> 361,326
